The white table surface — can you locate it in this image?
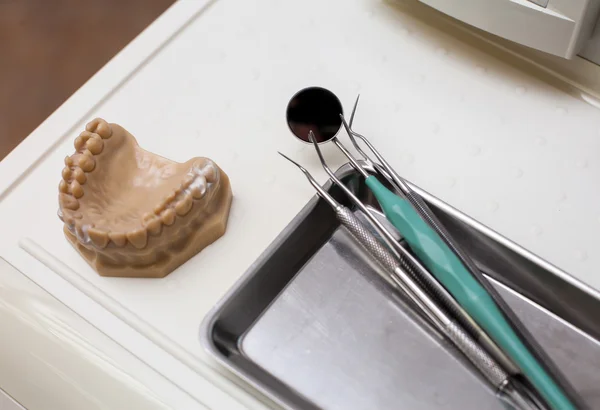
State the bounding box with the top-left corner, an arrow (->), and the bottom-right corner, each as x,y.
1,0 -> 600,408
0,257 -> 202,410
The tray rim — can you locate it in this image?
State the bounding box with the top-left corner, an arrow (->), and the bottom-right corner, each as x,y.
199,162 -> 600,409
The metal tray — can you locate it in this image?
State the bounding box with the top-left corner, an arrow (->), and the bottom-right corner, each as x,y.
200,163 -> 600,410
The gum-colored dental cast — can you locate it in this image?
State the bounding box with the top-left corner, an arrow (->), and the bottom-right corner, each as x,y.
57,118 -> 233,278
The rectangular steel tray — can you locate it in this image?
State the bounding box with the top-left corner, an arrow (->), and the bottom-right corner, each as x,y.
200,163 -> 600,410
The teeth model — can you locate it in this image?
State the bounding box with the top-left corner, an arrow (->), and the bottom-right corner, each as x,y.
57,118 -> 233,278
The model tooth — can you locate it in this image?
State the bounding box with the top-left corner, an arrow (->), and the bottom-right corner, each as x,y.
96,121 -> 112,139
64,217 -> 75,231
141,213 -> 161,235
88,228 -> 109,248
64,156 -> 74,167
59,180 -> 69,193
200,162 -> 218,183
86,137 -> 104,155
161,208 -> 176,225
59,193 -> 79,210
175,194 -> 193,216
153,202 -> 166,215
62,167 -> 72,180
108,232 -> 127,247
70,180 -> 84,198
86,118 -> 112,139
75,224 -> 87,244
145,217 -> 162,235
75,133 -> 93,151
79,130 -> 95,139
126,228 -> 148,249
164,190 -> 177,203
182,174 -> 195,188
189,175 -> 207,199
73,167 -> 86,184
74,136 -> 85,151
85,119 -> 98,132
78,155 -> 95,172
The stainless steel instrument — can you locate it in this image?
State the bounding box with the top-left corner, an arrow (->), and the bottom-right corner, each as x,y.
278,151 -> 540,409
200,161 -> 600,410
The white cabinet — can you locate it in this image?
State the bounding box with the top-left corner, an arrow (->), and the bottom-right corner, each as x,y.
419,0 -> 600,58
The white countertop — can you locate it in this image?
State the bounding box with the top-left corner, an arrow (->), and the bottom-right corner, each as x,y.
0,257 -> 202,410
1,0 -> 600,408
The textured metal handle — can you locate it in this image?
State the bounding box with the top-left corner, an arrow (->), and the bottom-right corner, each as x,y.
445,321 -> 508,387
337,207 -> 399,272
336,207 -> 509,389
338,206 -> 451,329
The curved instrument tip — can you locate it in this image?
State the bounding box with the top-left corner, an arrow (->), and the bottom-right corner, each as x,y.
349,95 -> 360,127
278,151 -> 302,169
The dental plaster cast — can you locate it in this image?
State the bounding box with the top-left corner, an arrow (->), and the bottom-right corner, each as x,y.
57,118 -> 233,278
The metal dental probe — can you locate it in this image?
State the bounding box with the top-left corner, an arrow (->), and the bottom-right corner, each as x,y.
344,97 -> 551,409
309,126 -> 504,355
345,96 -> 400,189
303,131 -> 481,338
342,101 -> 518,375
344,97 -> 518,375
338,106 -> 571,410
305,130 -> 545,409
278,151 -> 539,410
342,96 -> 489,291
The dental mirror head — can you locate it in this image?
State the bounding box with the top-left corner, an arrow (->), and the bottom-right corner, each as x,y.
286,86 -> 343,144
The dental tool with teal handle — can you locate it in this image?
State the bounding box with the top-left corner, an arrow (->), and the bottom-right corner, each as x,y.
318,129 -> 574,410
278,150 -> 540,410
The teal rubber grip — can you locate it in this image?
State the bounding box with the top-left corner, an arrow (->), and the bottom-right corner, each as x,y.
365,176 -> 575,410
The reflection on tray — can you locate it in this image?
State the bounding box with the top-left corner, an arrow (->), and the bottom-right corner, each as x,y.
201,163 -> 600,410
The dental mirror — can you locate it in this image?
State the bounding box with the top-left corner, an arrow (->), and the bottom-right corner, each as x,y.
286,86 -> 343,144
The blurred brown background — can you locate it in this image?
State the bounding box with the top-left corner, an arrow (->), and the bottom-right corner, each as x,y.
0,0 -> 175,160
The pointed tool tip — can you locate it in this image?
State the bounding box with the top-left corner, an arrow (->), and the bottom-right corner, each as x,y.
278,150 -> 293,162
349,94 -> 361,127
278,151 -> 302,168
